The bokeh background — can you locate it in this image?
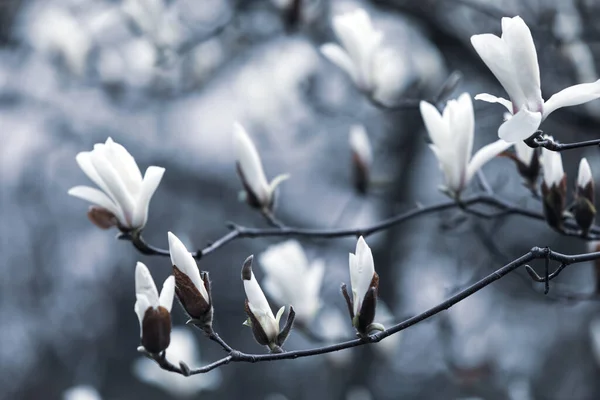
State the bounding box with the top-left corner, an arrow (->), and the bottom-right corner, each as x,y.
3,0 -> 600,399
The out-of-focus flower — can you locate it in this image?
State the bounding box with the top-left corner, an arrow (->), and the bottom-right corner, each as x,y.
349,125 -> 373,194
590,317 -> 600,366
420,93 -> 511,199
372,301 -> 402,360
122,0 -> 182,49
133,327 -> 221,397
320,9 -> 400,105
505,141 -> 540,190
540,144 -> 566,230
68,138 -> 165,232
471,16 -> 600,142
242,255 -> 295,352
571,158 -> 596,234
168,232 -> 213,330
317,308 -> 353,366
134,262 -> 175,354
29,7 -> 92,77
233,123 -> 289,211
62,385 -> 102,400
258,240 -> 324,326
342,236 -> 379,335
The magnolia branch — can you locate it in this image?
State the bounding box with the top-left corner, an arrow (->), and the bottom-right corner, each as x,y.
120,192 -> 600,260
525,134 -> 600,152
138,247 -> 600,376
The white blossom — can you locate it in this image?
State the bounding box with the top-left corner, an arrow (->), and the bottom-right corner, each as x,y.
258,240 -> 324,326
471,16 -> 600,142
540,143 -> 565,187
133,327 -> 221,397
348,236 -> 376,317
420,93 -> 511,197
320,9 -> 397,102
62,385 -> 102,400
233,123 -> 289,210
514,141 -> 535,166
168,232 -> 209,303
349,125 -> 373,168
68,138 -> 165,231
578,157 -> 593,188
242,256 -> 285,345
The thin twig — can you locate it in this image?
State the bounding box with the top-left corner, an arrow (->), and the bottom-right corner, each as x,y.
525,135 -> 600,152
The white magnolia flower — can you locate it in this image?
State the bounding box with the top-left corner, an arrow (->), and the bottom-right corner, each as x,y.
133,327 -> 221,397
233,123 -> 289,210
541,144 -> 565,188
68,138 -> 165,231
420,93 -> 512,198
471,16 -> 600,142
134,262 -> 175,354
63,385 -> 102,400
258,240 -> 324,326
317,308 -> 353,367
168,232 -> 212,324
320,9 -> 392,101
350,125 -> 373,193
578,158 -> 593,188
348,236 -> 376,317
242,256 -> 286,348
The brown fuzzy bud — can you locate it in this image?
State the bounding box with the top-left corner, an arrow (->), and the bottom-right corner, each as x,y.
141,306 -> 171,354
173,267 -> 213,328
541,176 -> 567,231
87,206 -> 118,230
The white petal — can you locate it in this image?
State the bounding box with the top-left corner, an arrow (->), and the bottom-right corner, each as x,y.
429,144 -> 463,194
541,147 -> 564,187
497,108 -> 542,143
135,262 -> 159,334
103,137 -> 143,195
90,148 -> 136,226
474,93 -> 513,113
63,385 -> 102,400
243,270 -> 275,320
76,151 -> 115,201
349,125 -> 373,166
275,306 -> 285,326
67,185 -> 124,223
578,157 -> 593,188
350,236 -> 375,315
267,173 -> 290,198
501,16 -> 542,110
233,123 -> 271,206
420,100 -> 450,147
514,140 -> 535,165
320,43 -> 359,85
168,232 -> 208,301
470,33 -> 526,108
543,80 -> 600,118
451,93 -> 474,178
131,166 -> 165,229
159,275 -> 175,312
466,139 -> 512,184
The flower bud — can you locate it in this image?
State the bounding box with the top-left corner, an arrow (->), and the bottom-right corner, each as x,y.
504,141 -> 540,190
168,232 -> 213,331
572,158 -> 596,234
541,146 -> 567,230
87,206 -> 118,230
349,125 -> 373,194
134,262 -> 175,354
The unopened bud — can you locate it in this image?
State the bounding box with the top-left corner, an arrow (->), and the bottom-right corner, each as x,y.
349,125 -> 373,194
354,273 -> 379,335
87,206 -> 118,230
174,268 -> 213,330
141,306 -> 171,354
541,177 -> 567,231
572,158 -> 596,234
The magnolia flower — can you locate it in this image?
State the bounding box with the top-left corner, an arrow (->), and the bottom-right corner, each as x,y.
317,308 -> 353,367
572,158 -> 596,234
133,327 -> 221,397
168,232 -> 213,329
62,385 -> 102,400
242,255 -> 295,352
233,123 -> 289,211
342,236 -> 380,335
134,262 -> 175,354
349,125 -> 373,193
258,240 -> 324,326
420,93 -> 512,198
471,16 -> 600,142
320,9 -> 396,103
540,145 -> 566,230
68,138 -> 165,231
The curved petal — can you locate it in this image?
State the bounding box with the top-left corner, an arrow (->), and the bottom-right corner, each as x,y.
578,157 -> 592,188
233,123 -> 270,206
244,269 -> 275,319
470,33 -> 526,108
466,139 -> 512,184
474,93 -> 513,113
514,140 -> 535,165
501,17 -> 542,109
76,152 -> 114,200
103,137 -> 143,196
451,93 -> 474,177
68,185 -> 125,224
419,100 -> 450,147
320,43 -> 359,85
350,237 -> 375,314
429,144 -> 462,194
497,108 -> 542,143
135,262 -> 158,334
168,232 -> 207,301
541,146 -> 564,187
131,166 -> 165,229
158,275 -> 175,312
543,80 -> 600,118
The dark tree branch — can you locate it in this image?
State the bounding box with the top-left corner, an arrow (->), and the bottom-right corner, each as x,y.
525,133 -> 600,152
145,247 -> 600,376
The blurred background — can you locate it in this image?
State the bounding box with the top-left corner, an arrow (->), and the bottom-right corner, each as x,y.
2,0 -> 600,399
